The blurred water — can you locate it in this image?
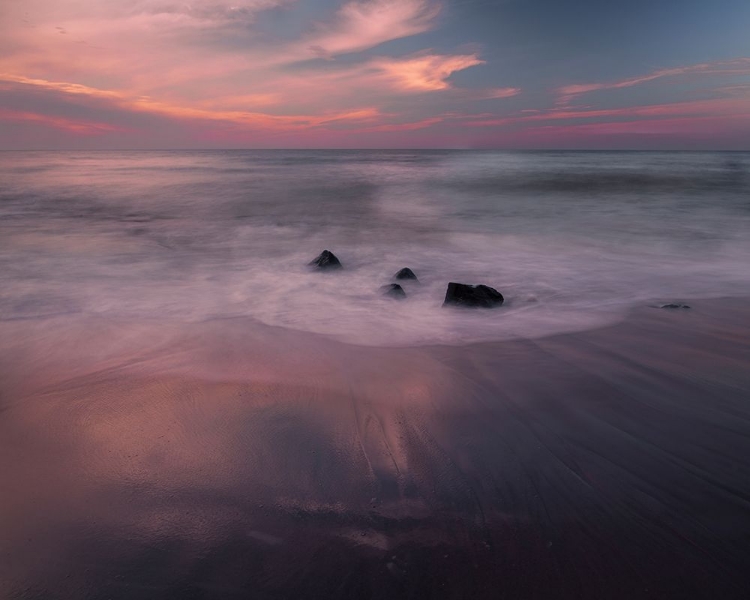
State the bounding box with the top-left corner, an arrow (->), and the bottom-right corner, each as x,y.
1,149 -> 749,345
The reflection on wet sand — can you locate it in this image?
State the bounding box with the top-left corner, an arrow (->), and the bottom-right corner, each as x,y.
2,300 -> 750,599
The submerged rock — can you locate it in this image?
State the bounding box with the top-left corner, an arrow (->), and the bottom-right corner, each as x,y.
660,303 -> 691,309
443,282 -> 504,308
394,268 -> 418,282
381,284 -> 407,300
309,250 -> 342,270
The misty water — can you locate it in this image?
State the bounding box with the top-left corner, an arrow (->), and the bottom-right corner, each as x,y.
2,150 -> 750,345
4,150 -> 750,600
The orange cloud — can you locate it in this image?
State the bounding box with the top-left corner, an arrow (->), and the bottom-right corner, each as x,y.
0,73 -> 122,100
0,0 -> 518,148
0,0 -> 467,120
0,74 -> 383,134
372,53 -> 485,91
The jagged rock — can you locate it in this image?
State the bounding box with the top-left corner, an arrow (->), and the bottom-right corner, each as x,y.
309,250 -> 342,270
381,284 -> 407,299
443,282 -> 504,308
394,268 -> 418,282
660,303 -> 690,309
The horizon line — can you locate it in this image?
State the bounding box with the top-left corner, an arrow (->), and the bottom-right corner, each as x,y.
2,147 -> 749,152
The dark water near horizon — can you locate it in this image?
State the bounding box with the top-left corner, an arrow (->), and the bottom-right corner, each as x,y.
2,149 -> 750,344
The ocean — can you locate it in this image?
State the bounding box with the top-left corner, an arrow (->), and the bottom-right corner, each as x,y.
3,150 -> 750,599
2,150 -> 749,345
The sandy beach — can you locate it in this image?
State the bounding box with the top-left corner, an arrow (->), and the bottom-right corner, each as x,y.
2,298 -> 750,599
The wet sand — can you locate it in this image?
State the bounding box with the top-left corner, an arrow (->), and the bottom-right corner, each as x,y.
2,299 -> 750,599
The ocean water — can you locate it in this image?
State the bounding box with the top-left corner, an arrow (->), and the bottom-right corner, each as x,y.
1,149 -> 749,345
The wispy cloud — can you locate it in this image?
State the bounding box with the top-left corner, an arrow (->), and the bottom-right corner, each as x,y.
0,74 -> 382,132
556,58 -> 750,104
371,52 -> 484,91
466,95 -> 750,128
304,0 -> 441,59
2,70 -> 526,148
481,87 -> 522,99
0,107 -> 122,135
484,114 -> 750,150
129,0 -> 289,22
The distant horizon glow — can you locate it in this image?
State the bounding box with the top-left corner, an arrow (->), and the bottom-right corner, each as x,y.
1,0 -> 749,150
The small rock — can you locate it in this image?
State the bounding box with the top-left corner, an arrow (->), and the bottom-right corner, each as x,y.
394,267 -> 418,282
660,303 -> 690,309
443,282 -> 504,308
381,284 -> 407,299
309,250 -> 342,270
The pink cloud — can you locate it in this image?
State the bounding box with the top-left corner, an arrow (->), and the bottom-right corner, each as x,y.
190,51 -> 492,113
371,53 -> 485,91
351,115 -> 446,132
557,58 -> 750,104
0,74 -> 384,134
304,0 -> 440,58
465,95 -> 750,128
482,87 -> 522,99
0,0 -> 464,120
504,114 -> 750,146
0,108 -> 122,135
130,0 -> 290,22
0,0 -> 517,149
1,1 -> 743,149
0,72 -> 500,147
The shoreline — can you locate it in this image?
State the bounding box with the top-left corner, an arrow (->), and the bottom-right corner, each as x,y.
2,297 -> 750,598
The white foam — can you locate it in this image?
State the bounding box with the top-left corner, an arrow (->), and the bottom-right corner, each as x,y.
2,150 -> 750,346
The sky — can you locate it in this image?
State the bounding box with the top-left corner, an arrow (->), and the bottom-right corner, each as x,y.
1,0 -> 749,149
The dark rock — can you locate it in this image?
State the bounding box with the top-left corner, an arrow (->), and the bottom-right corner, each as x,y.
309,250 -> 342,270
395,268 -> 418,282
443,282 -> 504,308
660,303 -> 690,309
381,284 -> 407,300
